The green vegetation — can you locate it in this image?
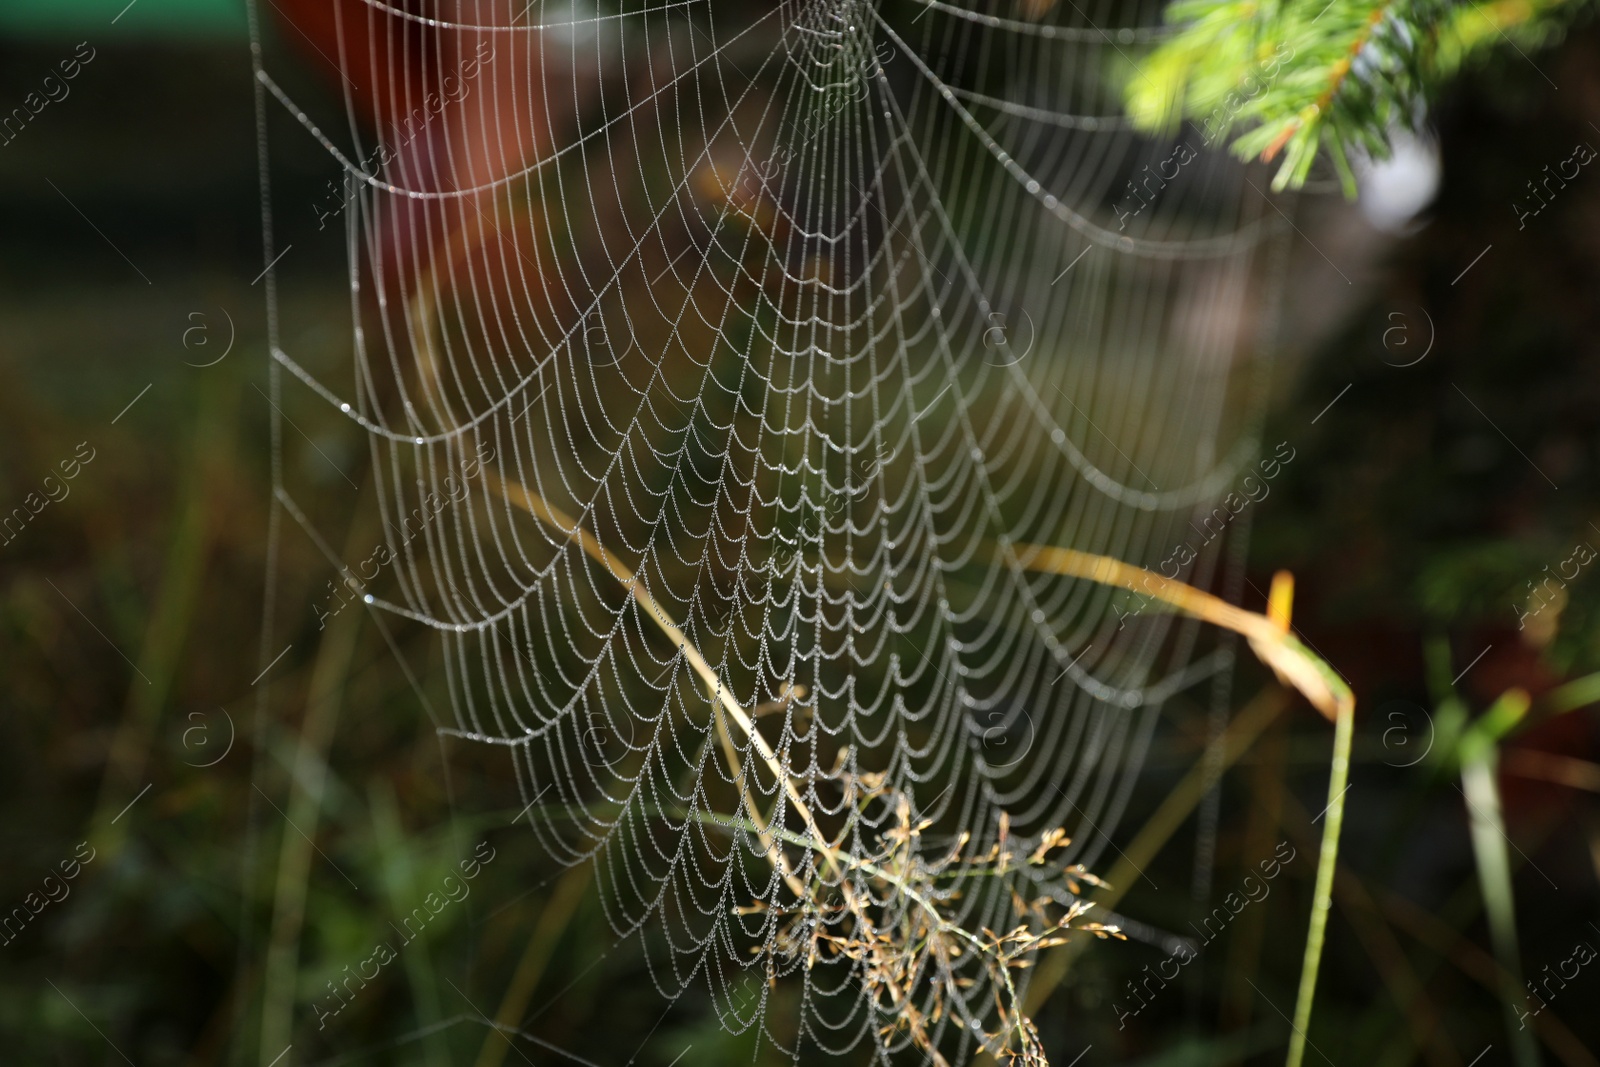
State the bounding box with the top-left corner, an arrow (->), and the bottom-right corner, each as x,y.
1126,0 -> 1594,190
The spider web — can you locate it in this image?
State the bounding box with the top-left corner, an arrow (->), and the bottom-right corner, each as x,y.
249,0 -> 1289,1059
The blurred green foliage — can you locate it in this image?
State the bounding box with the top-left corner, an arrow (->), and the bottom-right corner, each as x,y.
0,0 -> 244,38
1125,0 -> 1595,191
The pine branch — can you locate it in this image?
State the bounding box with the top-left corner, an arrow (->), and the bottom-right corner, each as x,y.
1125,0 -> 1592,192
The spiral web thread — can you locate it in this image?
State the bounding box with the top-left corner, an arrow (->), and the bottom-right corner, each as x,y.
250,0 -> 1289,1059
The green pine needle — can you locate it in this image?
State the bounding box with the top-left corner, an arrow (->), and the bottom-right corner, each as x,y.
1123,0 -> 1592,192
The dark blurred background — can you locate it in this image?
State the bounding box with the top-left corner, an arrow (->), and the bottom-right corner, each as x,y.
1,1 -> 1597,1064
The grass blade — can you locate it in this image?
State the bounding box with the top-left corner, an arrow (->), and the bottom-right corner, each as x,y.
1004,545 -> 1355,1067
1459,690 -> 1541,1067
1286,696 -> 1352,1067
